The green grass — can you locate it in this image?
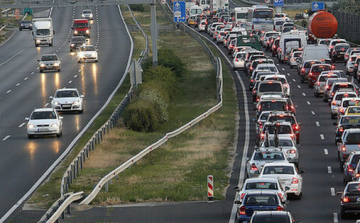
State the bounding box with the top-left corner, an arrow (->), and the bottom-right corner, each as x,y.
27,3 -> 237,208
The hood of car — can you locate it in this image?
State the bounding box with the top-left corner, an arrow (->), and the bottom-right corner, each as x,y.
53,97 -> 80,104
28,119 -> 59,126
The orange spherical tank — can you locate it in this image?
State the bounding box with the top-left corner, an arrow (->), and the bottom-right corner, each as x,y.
308,11 -> 338,38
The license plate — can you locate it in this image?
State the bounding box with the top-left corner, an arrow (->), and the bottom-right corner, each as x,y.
46,66 -> 53,68
62,105 -> 71,108
357,198 -> 360,202
85,54 -> 91,57
38,128 -> 49,132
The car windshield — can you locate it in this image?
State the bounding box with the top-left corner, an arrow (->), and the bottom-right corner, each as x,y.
41,55 -> 58,61
55,90 -> 79,98
252,215 -> 290,223
74,23 -> 88,28
253,151 -> 285,161
31,111 -> 56,120
245,182 -> 278,190
263,165 -> 294,174
346,133 -> 360,144
80,46 -> 95,51
244,194 -> 278,205
36,29 -> 50,36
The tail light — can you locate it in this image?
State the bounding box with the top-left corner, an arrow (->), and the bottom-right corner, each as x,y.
250,163 -> 258,171
332,100 -> 337,105
253,89 -> 256,94
331,65 -> 335,69
341,145 -> 346,152
261,133 -> 265,140
331,92 -> 335,96
309,72 -> 313,77
356,173 -> 360,178
251,79 -> 254,83
291,177 -> 299,184
301,68 -> 305,73
343,196 -> 350,203
239,206 -> 246,215
348,165 -> 354,173
293,124 -> 300,131
236,58 -> 239,62
250,66 -> 253,71
240,193 -> 246,199
339,107 -> 345,114
315,82 -> 320,86
287,149 -> 296,154
290,133 -> 295,139
277,206 -> 283,211
339,126 -> 344,132
278,193 -> 283,200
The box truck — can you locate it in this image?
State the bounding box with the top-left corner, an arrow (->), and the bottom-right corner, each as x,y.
32,17 -> 54,47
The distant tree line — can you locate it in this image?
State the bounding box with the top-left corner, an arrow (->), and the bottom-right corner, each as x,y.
331,0 -> 360,15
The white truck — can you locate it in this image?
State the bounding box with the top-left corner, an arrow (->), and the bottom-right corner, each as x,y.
278,31 -> 306,63
301,44 -> 329,64
210,0 -> 229,13
32,17 -> 54,47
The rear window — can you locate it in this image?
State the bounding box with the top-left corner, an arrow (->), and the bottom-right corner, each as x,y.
259,83 -> 282,92
253,151 -> 285,161
340,116 -> 360,124
335,93 -> 357,100
345,132 -> 360,144
262,165 -> 294,174
245,182 -> 278,190
311,65 -> 331,73
304,61 -> 321,68
244,194 -> 279,205
333,84 -> 355,92
268,116 -> 295,125
263,124 -> 292,134
252,215 -> 290,223
260,101 -> 287,111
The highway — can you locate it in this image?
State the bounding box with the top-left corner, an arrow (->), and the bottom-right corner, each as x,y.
4,2 -> 359,223
0,5 -> 131,221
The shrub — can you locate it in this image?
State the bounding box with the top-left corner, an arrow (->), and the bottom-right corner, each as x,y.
130,4 -> 145,12
124,100 -> 160,132
143,65 -> 177,99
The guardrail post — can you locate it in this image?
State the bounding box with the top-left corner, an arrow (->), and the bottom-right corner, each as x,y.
76,160 -> 79,176
61,210 -> 65,219
105,182 -> 108,192
80,154 -> 83,170
67,204 -> 71,214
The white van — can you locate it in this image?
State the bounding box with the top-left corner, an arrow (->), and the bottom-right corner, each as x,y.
278,32 -> 306,63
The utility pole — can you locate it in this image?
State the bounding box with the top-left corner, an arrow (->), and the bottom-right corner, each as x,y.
150,0 -> 158,66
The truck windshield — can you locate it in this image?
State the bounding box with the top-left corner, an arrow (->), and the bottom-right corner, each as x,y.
36,29 -> 50,36
74,23 -> 88,29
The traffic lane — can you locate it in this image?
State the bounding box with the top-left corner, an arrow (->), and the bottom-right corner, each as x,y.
275,58 -> 352,222
0,6 -> 130,220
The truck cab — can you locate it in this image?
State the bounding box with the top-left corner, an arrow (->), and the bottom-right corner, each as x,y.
32,18 -> 54,47
72,19 -> 91,38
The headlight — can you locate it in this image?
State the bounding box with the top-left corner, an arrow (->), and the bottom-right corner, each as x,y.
36,40 -> 41,43
51,123 -> 59,128
71,43 -> 75,47
74,30 -> 78,34
86,30 -> 90,34
28,124 -> 35,129
52,101 -> 60,105
40,63 -> 45,67
53,62 -> 59,67
78,53 -> 84,59
73,100 -> 80,105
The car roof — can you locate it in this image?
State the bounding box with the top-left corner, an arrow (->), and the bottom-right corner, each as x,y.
33,108 -> 55,112
244,190 -> 279,195
244,177 -> 278,183
263,162 -> 294,167
56,87 -> 78,91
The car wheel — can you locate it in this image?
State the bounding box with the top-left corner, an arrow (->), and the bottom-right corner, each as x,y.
331,113 -> 336,119
35,43 -> 39,47
58,69 -> 61,72
340,207 -> 347,219
79,109 -> 83,114
95,60 -> 98,62
40,69 -> 43,73
28,134 -> 33,139
49,42 -> 53,46
56,130 -> 62,138
314,92 -> 319,97
296,192 -> 302,199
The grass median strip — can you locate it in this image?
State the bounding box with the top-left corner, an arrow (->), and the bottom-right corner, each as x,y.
27,4 -> 237,208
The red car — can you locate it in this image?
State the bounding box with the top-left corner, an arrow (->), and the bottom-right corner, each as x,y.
308,64 -> 332,88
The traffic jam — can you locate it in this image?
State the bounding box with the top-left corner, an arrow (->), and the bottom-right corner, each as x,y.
186,1 -> 360,222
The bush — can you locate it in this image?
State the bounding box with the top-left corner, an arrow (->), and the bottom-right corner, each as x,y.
144,49 -> 185,78
143,66 -> 177,99
124,100 -> 160,132
130,4 -> 145,12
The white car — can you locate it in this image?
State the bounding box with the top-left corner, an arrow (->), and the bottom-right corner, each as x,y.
259,162 -> 304,199
77,45 -> 98,63
330,92 -> 358,119
235,177 -> 287,203
232,51 -> 246,70
50,88 -> 84,113
264,74 -> 290,97
38,54 -> 61,73
82,9 -> 93,20
26,108 -> 63,139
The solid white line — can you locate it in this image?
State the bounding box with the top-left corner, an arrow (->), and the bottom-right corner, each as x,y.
324,149 -> 328,155
307,101 -> 310,105
302,93 -> 306,96
6,90 -> 11,94
320,134 -> 325,140
2,135 -> 10,141
331,187 -> 335,196
311,111 -> 315,115
328,166 -> 332,174
18,123 -> 25,128
297,85 -> 301,88
333,213 -> 338,223
316,122 -> 320,126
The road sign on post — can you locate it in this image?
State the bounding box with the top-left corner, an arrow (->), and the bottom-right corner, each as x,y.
173,1 -> 186,23
274,0 -> 284,7
311,2 -> 325,11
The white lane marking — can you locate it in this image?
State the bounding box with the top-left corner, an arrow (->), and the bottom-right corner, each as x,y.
297,85 -> 301,88
2,135 -> 10,141
69,81 -> 72,84
24,77 -> 28,80
333,213 -> 338,223
316,122 -> 320,126
31,72 -> 34,75
78,69 -> 82,72
302,93 -> 306,96
287,73 -> 290,76
320,134 -> 325,140
16,83 -> 20,87
292,79 -> 296,82
0,42 -> 33,67
281,68 -> 285,71
74,75 -> 78,78
328,166 -> 332,174
307,101 -> 311,105
324,149 -> 328,155
311,111 -> 315,115
44,103 -> 49,107
19,123 -> 25,128
6,90 -> 11,94
331,187 -> 335,196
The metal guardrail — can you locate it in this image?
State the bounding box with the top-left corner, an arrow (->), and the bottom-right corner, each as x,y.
37,192 -> 83,223
79,2 -> 224,205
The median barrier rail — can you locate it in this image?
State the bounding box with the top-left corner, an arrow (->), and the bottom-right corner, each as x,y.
37,191 -> 83,223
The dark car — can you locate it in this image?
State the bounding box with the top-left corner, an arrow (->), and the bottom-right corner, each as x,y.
339,181 -> 360,219
19,20 -> 32,31
69,36 -> 87,52
331,43 -> 351,62
235,191 -> 284,222
342,151 -> 360,183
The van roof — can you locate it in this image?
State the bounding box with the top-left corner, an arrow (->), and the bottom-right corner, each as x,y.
74,19 -> 88,23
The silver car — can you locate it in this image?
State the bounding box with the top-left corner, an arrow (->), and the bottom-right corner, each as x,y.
38,54 -> 61,73
313,72 -> 338,97
50,88 -> 84,113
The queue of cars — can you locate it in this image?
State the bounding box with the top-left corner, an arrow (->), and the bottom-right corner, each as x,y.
26,9 -> 94,139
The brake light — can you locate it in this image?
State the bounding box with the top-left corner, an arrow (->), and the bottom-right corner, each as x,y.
341,145 -> 346,152
309,72 -> 313,77
332,100 -> 337,105
253,89 -> 256,94
277,206 -> 283,211
250,66 -> 253,71
356,173 -> 360,178
325,85 -> 330,90
348,165 -> 354,172
291,177 -> 299,184
239,206 -> 246,215
293,124 -> 300,131
339,107 -> 345,114
256,96 -> 260,102
290,133 -> 295,139
343,196 -> 350,203
301,68 -> 305,73
261,133 -> 265,140
240,193 -> 246,199
331,92 -> 335,96
251,79 -> 254,82
331,65 -> 335,69
236,58 -> 239,62
339,126 -> 344,132
315,82 -> 320,86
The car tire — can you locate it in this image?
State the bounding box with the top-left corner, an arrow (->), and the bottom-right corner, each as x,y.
56,130 -> 62,138
79,109 -> 83,114
314,92 -> 319,97
28,134 -> 34,139
35,43 -> 39,47
95,60 -> 98,62
340,207 -> 347,219
40,69 -> 43,73
331,113 -> 336,119
296,192 -> 302,199
49,42 -> 53,46
58,69 -> 61,72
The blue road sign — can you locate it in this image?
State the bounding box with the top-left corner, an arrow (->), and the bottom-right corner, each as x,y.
173,1 -> 186,23
274,0 -> 284,7
312,2 -> 325,11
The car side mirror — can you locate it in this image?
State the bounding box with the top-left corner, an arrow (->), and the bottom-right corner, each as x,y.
25,117 -> 29,121
299,170 -> 305,174
234,200 -> 241,204
49,96 -> 53,99
59,116 -> 63,120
